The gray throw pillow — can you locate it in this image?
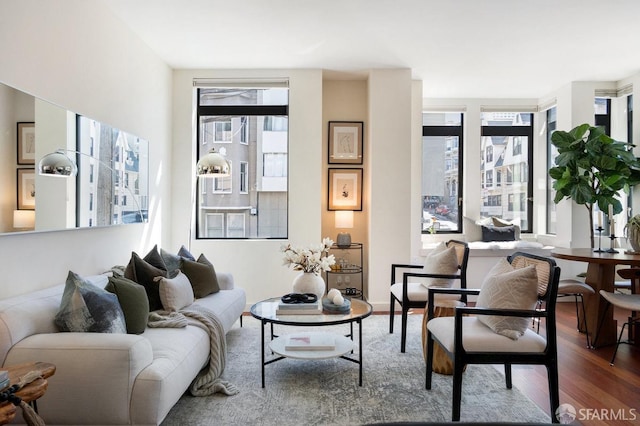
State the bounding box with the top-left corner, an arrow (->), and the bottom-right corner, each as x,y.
160,248 -> 182,277
178,245 -> 196,261
476,258 -> 538,340
55,271 -> 126,333
158,271 -> 195,312
105,276 -> 149,334
481,225 -> 516,242
143,244 -> 168,272
420,242 -> 459,288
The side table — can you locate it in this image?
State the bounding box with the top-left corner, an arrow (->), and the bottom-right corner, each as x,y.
422,300 -> 466,375
0,362 -> 56,425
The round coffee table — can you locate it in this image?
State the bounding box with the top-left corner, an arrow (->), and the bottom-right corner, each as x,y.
250,297 -> 372,387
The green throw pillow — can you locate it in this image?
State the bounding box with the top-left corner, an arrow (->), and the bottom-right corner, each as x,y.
180,254 -> 220,298
55,271 -> 126,333
124,252 -> 167,311
105,276 -> 149,334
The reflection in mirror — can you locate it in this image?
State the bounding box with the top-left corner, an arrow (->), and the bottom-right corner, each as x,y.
76,116 -> 148,226
0,80 -> 149,234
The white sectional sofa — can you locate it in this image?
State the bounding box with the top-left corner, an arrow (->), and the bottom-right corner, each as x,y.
0,272 -> 246,426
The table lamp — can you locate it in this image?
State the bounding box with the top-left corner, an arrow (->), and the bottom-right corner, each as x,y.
335,210 -> 354,248
13,210 -> 35,230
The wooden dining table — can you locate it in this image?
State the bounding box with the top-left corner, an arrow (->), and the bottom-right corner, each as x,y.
551,248 -> 640,348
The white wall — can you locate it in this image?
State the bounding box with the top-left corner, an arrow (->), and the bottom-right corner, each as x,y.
0,0 -> 172,298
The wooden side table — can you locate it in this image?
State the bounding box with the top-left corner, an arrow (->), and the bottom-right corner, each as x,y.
422,300 -> 466,375
0,362 -> 56,425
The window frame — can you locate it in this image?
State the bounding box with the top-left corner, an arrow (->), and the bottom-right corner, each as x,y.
421,113 -> 464,234
481,113 -> 534,232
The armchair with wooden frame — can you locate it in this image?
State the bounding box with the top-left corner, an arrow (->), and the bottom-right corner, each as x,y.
424,252 -> 561,423
389,240 -> 469,353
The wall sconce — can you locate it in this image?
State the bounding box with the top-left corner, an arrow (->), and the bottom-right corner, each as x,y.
335,210 -> 354,248
13,210 -> 35,230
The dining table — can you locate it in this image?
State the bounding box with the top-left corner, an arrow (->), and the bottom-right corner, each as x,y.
551,248 -> 640,348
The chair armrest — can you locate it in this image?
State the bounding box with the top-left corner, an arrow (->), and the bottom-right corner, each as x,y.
390,263 -> 423,285
455,306 -> 547,318
426,287 -> 480,319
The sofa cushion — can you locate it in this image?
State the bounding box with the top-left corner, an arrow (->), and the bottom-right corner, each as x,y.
420,242 -> 459,288
492,216 -> 521,240
55,271 -> 126,333
159,271 -> 195,312
181,255 -> 220,298
105,276 -> 149,334
160,248 -> 182,277
125,252 -> 167,311
476,258 -> 538,340
143,244 -> 168,273
481,224 -> 516,242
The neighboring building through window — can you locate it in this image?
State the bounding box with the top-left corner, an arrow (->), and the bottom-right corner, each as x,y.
480,112 -> 533,232
422,112 -> 463,233
195,84 -> 289,239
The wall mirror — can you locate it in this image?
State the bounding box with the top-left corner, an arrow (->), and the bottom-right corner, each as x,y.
0,81 -> 149,234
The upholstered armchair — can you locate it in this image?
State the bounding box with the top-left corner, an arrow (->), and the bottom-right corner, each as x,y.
389,240 -> 469,353
425,252 -> 561,423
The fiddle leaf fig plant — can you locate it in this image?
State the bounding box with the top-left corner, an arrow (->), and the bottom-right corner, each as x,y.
549,123 -> 640,248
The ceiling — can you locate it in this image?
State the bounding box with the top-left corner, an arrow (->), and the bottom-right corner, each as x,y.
103,0 -> 640,99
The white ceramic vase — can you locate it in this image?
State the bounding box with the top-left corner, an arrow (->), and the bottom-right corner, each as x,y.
292,272 -> 326,300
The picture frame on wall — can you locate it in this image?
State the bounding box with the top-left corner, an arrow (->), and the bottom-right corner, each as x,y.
17,122 -> 35,165
328,168 -> 363,211
328,121 -> 363,164
17,168 -> 35,210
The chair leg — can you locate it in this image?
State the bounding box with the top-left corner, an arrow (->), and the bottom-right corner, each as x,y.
610,322 -> 628,366
452,360 -> 463,421
547,362 -> 560,423
504,363 -> 512,389
389,295 -> 395,333
425,332 -> 434,389
400,306 -> 409,353
240,314 -> 243,327
577,294 -> 590,348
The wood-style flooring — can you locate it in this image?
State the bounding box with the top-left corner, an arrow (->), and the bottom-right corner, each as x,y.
510,301 -> 640,426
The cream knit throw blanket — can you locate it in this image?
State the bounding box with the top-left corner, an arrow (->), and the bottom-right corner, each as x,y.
148,304 -> 239,396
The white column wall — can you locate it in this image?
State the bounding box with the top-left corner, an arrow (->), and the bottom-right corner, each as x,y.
368,69 -> 413,309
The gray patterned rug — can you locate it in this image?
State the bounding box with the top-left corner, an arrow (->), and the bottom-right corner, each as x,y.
161,314 -> 550,425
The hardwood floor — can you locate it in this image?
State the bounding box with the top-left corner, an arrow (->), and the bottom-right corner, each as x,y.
510,301 -> 640,425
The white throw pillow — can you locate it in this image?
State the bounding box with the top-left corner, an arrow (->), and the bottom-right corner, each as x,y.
463,216 -> 492,242
420,242 -> 459,288
476,258 -> 539,340
158,271 -> 195,312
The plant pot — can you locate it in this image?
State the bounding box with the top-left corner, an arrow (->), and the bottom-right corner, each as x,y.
292,272 -> 326,299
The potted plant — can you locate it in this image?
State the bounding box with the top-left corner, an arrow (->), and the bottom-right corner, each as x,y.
549,123 -> 640,248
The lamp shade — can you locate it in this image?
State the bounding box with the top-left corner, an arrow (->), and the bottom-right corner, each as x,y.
38,151 -> 77,177
197,148 -> 231,177
13,210 -> 35,229
335,210 -> 354,229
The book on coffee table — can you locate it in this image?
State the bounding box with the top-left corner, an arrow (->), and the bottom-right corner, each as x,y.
276,301 -> 321,315
284,333 -> 336,351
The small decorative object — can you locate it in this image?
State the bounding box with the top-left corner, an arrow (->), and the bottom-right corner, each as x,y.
322,289 -> 351,313
625,215 -> 640,253
281,238 -> 336,299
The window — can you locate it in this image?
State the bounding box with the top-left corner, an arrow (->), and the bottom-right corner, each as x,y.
195,84 -> 289,239
481,112 -> 533,231
239,161 -> 248,194
422,112 -> 464,233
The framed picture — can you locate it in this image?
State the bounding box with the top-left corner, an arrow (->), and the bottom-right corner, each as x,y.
17,169 -> 35,210
328,121 -> 363,164
17,122 -> 35,165
328,168 -> 363,211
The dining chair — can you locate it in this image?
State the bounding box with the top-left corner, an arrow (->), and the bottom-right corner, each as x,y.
596,267 -> 640,365
556,278 -> 595,348
425,252 -> 561,423
389,240 -> 469,353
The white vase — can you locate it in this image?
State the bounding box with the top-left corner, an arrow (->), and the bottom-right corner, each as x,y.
292,272 -> 326,300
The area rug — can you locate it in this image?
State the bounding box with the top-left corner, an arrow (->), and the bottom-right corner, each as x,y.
161,314 -> 550,425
